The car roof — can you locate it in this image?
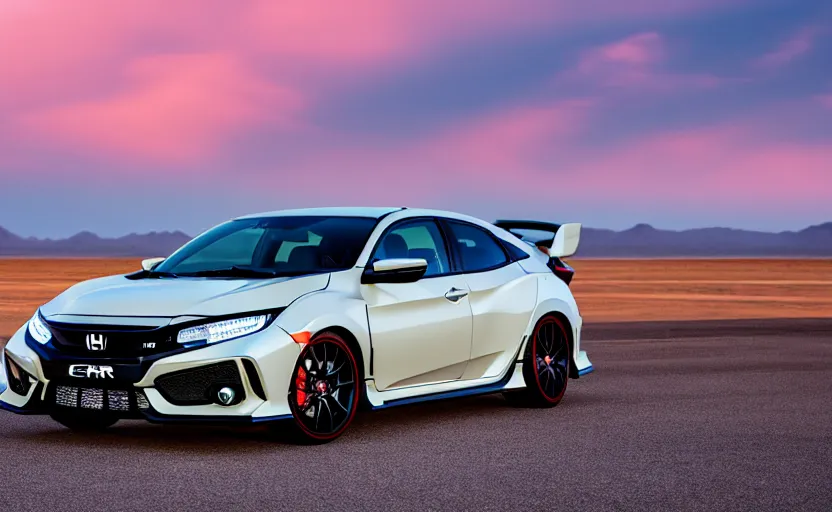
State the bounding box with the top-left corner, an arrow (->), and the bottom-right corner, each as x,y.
235,207 -> 510,233
236,206 -> 405,220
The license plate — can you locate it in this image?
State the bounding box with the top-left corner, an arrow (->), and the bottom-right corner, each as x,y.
68,364 -> 115,379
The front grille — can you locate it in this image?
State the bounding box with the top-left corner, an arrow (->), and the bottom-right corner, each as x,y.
55,385 -> 79,407
155,361 -> 244,405
52,384 -> 148,414
44,321 -> 177,358
108,390 -> 131,411
80,388 -> 104,409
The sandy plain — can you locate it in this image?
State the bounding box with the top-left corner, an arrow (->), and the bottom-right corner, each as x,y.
0,258 -> 830,337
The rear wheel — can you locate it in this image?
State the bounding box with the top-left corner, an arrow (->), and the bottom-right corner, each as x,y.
284,331 -> 360,444
504,315 -> 570,408
50,412 -> 118,431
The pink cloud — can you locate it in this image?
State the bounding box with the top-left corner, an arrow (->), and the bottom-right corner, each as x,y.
3,1 -> 700,169
816,94 -> 832,109
250,99 -> 595,202
0,0 -> 790,186
591,32 -> 665,67
421,99 -> 595,170
548,124 -> 832,206
240,1 -> 745,67
0,1 -> 747,104
20,54 -> 304,165
271,101 -> 831,211
559,32 -> 723,91
753,26 -> 817,69
0,1 -> 215,109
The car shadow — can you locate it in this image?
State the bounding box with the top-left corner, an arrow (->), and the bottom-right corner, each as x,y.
3,392 -> 530,451
4,382 -> 603,452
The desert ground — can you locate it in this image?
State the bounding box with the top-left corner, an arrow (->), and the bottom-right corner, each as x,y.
1,259 -> 831,510
0,258 -> 830,337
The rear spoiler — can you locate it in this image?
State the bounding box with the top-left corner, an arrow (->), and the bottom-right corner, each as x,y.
494,219 -> 581,258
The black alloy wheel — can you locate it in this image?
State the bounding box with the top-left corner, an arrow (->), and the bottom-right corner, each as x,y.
504,315 -> 570,407
531,316 -> 570,402
287,332 -> 360,443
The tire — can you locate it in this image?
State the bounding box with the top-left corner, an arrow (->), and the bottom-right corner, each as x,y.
283,331 -> 361,444
503,315 -> 570,408
50,412 -> 119,431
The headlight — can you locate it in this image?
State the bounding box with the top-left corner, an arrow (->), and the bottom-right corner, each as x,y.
28,311 -> 52,345
177,315 -> 269,345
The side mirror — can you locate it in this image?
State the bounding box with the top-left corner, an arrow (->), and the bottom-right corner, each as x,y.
550,223 -> 581,258
361,258 -> 428,284
141,257 -> 166,272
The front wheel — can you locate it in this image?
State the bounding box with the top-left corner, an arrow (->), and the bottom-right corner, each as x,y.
284,331 -> 361,444
503,315 -> 570,408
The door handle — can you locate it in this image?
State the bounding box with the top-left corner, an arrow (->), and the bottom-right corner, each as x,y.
444,287 -> 469,303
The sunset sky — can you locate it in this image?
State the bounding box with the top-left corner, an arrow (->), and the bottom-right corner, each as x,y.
1,0 -> 830,238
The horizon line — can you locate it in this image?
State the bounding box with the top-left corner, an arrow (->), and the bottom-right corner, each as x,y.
2,219 -> 831,241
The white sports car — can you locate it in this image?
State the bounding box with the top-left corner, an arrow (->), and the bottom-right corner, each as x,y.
1,207 -> 593,443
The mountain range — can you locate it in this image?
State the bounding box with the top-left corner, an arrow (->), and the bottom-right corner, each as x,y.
1,222 -> 831,258
0,226 -> 191,257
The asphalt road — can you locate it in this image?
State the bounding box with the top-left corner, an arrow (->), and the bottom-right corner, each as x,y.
1,319 -> 830,511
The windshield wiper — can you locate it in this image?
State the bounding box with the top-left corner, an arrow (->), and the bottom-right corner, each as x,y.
176,266 -> 280,278
125,269 -> 178,280
145,270 -> 179,278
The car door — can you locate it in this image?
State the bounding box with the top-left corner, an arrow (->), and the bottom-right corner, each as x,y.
441,220 -> 537,381
361,218 -> 473,391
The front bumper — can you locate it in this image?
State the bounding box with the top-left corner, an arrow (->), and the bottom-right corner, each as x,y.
0,321 -> 301,424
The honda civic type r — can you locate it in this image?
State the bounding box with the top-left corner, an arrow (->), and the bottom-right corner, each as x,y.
0,207 -> 593,443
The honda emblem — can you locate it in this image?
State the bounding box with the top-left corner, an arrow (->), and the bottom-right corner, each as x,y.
85,333 -> 107,351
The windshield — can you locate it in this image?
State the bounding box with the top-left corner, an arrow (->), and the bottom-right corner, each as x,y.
154,216 -> 378,278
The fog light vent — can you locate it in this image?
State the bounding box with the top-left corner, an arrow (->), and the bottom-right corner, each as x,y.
154,361 -> 244,405
4,352 -> 34,396
135,391 -> 150,410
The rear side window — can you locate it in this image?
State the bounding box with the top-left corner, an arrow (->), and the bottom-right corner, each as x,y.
445,221 -> 510,272
501,240 -> 531,261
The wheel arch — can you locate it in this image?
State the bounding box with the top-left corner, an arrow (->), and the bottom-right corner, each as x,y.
316,325 -> 366,383
311,325 -> 375,411
547,311 -> 578,379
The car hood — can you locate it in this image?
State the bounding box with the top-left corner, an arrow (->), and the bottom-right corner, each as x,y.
40,273 -> 330,319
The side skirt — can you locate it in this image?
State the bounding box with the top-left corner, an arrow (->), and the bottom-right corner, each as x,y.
578,365 -> 595,376
368,343 -> 525,410
141,409 -> 292,425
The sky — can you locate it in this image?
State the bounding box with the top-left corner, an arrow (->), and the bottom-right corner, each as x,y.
1,0 -> 831,238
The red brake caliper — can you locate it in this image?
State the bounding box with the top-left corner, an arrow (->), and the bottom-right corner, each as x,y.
296,366 -> 307,406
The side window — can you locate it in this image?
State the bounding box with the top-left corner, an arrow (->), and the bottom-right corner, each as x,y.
446,221 -> 510,272
373,220 -> 451,277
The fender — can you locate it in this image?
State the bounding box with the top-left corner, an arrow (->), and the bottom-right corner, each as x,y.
274,290 -> 372,379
